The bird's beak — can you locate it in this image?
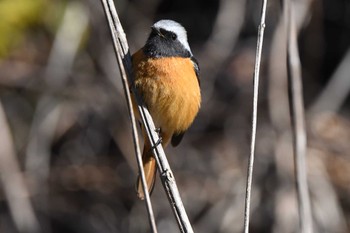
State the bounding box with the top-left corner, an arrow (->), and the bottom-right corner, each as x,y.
151,26 -> 164,38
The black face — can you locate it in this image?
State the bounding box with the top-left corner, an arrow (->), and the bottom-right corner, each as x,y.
143,27 -> 191,58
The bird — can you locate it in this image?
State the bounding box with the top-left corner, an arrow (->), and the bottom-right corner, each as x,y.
131,19 -> 201,199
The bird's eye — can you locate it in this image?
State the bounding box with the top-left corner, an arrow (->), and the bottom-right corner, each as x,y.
171,33 -> 177,40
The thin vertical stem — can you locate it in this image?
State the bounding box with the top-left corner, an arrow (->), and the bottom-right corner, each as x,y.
100,0 -> 158,232
243,0 -> 268,233
286,1 -> 314,232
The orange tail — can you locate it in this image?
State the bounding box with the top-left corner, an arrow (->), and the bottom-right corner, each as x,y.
136,139 -> 157,200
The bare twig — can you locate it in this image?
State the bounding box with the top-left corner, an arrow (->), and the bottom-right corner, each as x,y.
100,1 -> 195,233
100,1 -> 157,232
243,0 -> 268,232
0,101 -> 41,233
286,1 -> 314,233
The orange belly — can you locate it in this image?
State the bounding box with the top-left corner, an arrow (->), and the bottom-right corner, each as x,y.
132,49 -> 201,135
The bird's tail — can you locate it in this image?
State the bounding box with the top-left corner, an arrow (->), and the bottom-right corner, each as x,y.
136,139 -> 157,200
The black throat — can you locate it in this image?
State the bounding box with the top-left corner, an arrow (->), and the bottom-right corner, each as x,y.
143,29 -> 191,58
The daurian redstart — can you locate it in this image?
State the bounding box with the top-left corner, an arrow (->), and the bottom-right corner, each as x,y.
131,20 -> 201,199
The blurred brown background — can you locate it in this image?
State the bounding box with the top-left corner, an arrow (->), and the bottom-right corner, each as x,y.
0,0 -> 350,232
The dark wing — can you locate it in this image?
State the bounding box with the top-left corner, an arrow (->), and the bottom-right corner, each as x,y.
191,56 -> 200,86
171,131 -> 185,147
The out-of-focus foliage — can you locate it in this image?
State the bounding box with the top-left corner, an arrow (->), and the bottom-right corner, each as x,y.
0,0 -> 46,57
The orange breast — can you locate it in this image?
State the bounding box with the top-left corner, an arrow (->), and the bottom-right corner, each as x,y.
132,49 -> 201,135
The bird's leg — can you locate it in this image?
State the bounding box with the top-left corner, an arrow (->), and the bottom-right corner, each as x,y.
155,127 -> 161,135
146,128 -> 162,154
154,127 -> 163,147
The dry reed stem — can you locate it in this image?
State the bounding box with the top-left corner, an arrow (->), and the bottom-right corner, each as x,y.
286,1 -> 314,232
243,0 -> 268,233
100,1 -> 157,232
